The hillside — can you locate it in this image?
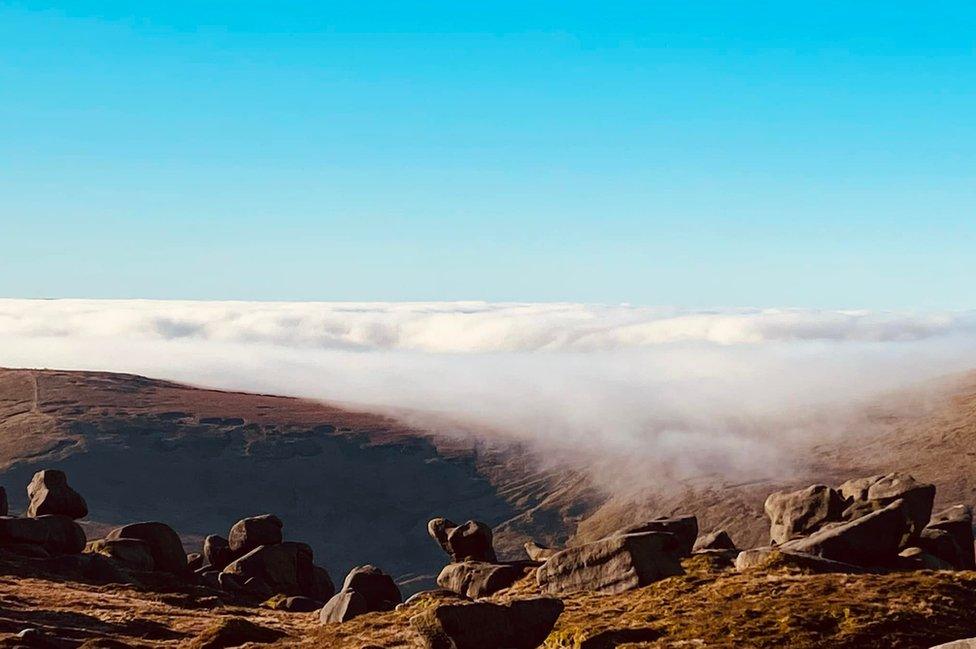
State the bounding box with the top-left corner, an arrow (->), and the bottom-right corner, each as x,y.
0,368 -> 601,591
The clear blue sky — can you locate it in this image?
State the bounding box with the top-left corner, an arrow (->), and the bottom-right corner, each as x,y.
2,1 -> 974,307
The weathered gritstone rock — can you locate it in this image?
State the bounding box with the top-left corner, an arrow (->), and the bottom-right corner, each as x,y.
930,639 -> 976,648
223,541 -> 315,597
693,530 -> 736,552
86,538 -> 154,571
925,505 -> 975,570
436,561 -> 525,598
410,597 -> 564,649
106,522 -> 186,574
781,499 -> 909,567
428,518 -> 457,556
536,532 -> 683,596
341,565 -> 402,611
26,470 -> 88,520
524,540 -> 559,561
446,520 -> 497,563
765,485 -> 845,545
0,515 -> 86,555
614,515 -> 699,557
319,588 -> 369,624
203,534 -> 233,571
228,514 -> 283,556
840,472 -> 936,539
735,547 -> 866,573
309,565 -> 336,602
187,552 -> 204,572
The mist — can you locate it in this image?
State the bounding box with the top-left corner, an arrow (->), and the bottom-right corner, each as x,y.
2,299 -> 975,488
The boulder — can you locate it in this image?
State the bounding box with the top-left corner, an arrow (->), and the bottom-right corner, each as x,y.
437,561 -> 525,598
524,540 -> 559,561
222,541 -> 313,597
693,530 -> 736,552
2,543 -> 51,558
105,522 -> 186,574
734,547 -> 865,573
228,514 -> 283,556
86,538 -> 154,571
26,470 -> 88,520
0,515 -> 86,555
203,535 -> 234,571
402,589 -> 468,607
839,473 -> 935,539
924,505 -> 975,570
243,576 -> 274,599
446,521 -> 497,563
218,571 -> 243,592
341,565 -> 402,611
319,589 -> 369,624
614,515 -> 699,557
410,597 -> 564,649
764,485 -> 844,545
781,499 -> 910,566
536,532 -> 683,596
930,639 -> 976,649
428,517 -> 457,556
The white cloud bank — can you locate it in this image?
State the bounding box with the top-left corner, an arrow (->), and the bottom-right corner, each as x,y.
2,299 -> 975,486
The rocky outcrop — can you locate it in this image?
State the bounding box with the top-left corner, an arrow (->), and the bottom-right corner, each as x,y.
26,470 -> 88,520
223,541 -> 313,597
923,505 -> 975,570
780,499 -> 909,566
228,514 -> 283,556
319,589 -> 368,624
614,515 -> 699,557
341,565 -> 402,612
765,485 -> 844,545
410,597 -> 564,649
839,473 -> 935,539
536,532 -> 683,596
106,522 -> 187,574
437,561 -> 525,599
203,535 -> 233,571
0,515 -> 86,555
694,530 -> 736,552
318,565 -> 400,624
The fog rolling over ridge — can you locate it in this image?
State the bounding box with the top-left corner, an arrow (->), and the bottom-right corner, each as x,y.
2,299 -> 975,490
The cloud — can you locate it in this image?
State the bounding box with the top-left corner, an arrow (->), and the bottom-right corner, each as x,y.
2,299 -> 975,488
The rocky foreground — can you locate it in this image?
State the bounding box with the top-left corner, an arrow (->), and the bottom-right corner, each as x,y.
1,467 -> 976,648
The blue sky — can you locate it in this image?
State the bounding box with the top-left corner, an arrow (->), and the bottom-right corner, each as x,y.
1,1 -> 974,307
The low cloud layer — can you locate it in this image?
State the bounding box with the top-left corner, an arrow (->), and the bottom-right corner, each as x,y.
2,299 -> 975,487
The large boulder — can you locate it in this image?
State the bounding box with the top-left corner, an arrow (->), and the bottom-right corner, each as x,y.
310,565 -> 336,602
764,485 -> 845,545
428,517 -> 457,555
411,597 -> 564,649
105,522 -> 186,574
447,521 -> 497,563
341,565 -> 402,611
86,538 -> 154,571
614,515 -> 699,557
536,532 -> 683,596
319,589 -> 369,624
437,561 -> 525,599
924,505 -> 975,570
0,515 -> 85,555
839,473 -> 935,539
781,499 -> 910,566
222,541 -> 313,597
26,470 -> 88,520
203,534 -> 234,571
228,514 -> 283,556
694,530 -> 736,552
